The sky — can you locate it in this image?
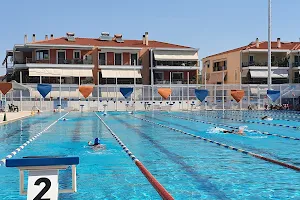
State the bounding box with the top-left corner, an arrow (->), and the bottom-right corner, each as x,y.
0,0 -> 300,75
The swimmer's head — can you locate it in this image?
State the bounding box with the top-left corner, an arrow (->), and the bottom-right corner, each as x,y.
94,138 -> 100,145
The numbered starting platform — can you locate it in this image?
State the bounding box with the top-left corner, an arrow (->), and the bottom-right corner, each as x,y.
6,156 -> 79,200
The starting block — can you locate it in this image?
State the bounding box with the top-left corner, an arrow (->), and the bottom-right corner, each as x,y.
6,156 -> 79,200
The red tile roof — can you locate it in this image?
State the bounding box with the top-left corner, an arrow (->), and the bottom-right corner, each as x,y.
30,37 -> 193,49
203,41 -> 300,59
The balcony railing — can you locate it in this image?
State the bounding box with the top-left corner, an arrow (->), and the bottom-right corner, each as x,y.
98,59 -> 142,66
24,58 -> 93,65
213,66 -> 227,71
155,61 -> 198,67
154,79 -> 197,84
242,61 -> 289,67
57,58 -> 93,64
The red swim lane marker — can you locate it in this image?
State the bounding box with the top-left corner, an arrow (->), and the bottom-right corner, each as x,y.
135,161 -> 174,200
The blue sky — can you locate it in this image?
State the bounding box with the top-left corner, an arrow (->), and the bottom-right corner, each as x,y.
0,0 -> 299,75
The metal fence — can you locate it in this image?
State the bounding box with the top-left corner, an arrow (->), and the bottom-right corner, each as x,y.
1,84 -> 299,111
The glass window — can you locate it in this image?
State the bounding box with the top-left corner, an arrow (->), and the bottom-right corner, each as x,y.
172,72 -> 183,80
249,55 -> 254,62
131,53 -> 138,65
99,53 -> 106,65
271,56 -> 275,62
74,51 -> 80,59
115,53 -> 122,65
36,50 -> 49,60
295,56 -> 299,63
154,72 -> 163,80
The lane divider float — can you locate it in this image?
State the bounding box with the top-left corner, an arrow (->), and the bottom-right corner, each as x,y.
202,110 -> 300,121
0,112 -> 70,166
161,113 -> 300,141
94,112 -> 174,200
188,112 -> 300,131
133,115 -> 300,172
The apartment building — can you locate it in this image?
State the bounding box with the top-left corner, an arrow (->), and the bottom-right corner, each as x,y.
202,38 -> 300,85
2,32 -> 199,85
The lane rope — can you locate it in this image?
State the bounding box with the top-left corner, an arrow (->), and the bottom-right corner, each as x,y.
216,110 -> 300,119
161,113 -> 300,141
0,112 -> 70,166
201,110 -> 300,121
94,112 -> 174,200
133,115 -> 300,172
189,112 -> 300,131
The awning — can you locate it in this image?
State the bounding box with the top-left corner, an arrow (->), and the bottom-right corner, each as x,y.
208,72 -> 226,84
153,50 -> 198,61
29,68 -> 93,77
101,70 -> 142,78
250,69 -> 288,78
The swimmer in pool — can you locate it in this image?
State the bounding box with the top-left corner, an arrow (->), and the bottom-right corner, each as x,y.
216,126 -> 245,135
88,138 -> 105,149
261,116 -> 273,121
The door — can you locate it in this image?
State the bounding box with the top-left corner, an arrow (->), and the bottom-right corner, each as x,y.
172,72 -> 183,83
57,51 -> 66,64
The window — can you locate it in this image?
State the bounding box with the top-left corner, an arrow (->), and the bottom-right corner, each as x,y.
249,55 -> 254,63
235,70 -> 237,81
36,50 -> 49,60
294,72 -> 300,83
172,72 -> 183,81
154,72 -> 164,81
115,53 -> 122,65
271,56 -> 275,62
295,56 -> 299,63
99,53 -> 106,65
74,51 -> 81,59
131,53 -> 138,65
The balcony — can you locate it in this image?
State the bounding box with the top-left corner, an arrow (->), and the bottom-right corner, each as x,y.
99,59 -> 142,66
154,79 -> 197,84
213,66 -> 227,71
56,59 -> 93,65
155,60 -> 197,67
242,60 -> 289,67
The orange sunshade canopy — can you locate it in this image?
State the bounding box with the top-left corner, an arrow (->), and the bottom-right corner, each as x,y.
158,88 -> 172,100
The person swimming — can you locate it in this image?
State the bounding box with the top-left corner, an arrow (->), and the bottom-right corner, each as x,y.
88,138 -> 105,149
216,126 -> 245,135
261,116 -> 273,121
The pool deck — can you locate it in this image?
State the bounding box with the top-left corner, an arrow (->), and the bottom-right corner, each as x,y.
0,111 -> 32,125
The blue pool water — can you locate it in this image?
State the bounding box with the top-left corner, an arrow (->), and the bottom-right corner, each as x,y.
0,110 -> 299,199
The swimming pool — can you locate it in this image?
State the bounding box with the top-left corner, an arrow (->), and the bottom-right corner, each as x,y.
0,110 -> 299,199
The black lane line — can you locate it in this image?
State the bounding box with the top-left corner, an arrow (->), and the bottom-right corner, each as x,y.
72,120 -> 82,142
145,113 -> 298,165
113,116 -> 230,200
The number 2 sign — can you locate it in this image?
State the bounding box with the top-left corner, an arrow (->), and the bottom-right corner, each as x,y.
27,170 -> 59,200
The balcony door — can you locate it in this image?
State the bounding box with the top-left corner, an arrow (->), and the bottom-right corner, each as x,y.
172,72 -> 184,83
57,50 -> 66,64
